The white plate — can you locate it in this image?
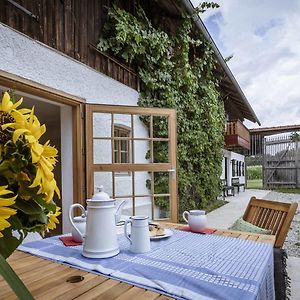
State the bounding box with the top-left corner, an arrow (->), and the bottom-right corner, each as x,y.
150,228 -> 173,240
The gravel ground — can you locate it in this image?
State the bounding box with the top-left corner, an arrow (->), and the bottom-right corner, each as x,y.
263,191 -> 300,257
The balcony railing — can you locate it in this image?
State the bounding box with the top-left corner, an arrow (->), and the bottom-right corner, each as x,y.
225,120 -> 250,150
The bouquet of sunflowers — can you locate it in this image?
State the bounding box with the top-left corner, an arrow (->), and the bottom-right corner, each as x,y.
0,91 -> 61,257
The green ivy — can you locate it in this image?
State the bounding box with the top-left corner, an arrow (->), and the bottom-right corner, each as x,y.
98,3 -> 225,218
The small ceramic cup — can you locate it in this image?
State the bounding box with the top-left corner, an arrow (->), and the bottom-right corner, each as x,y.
182,210 -> 207,232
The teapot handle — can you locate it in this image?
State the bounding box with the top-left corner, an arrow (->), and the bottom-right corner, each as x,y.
69,204 -> 86,239
124,219 -> 132,244
182,211 -> 189,224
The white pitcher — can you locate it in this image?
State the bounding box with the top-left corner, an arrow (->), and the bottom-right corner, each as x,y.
124,216 -> 151,253
69,186 -> 125,258
183,210 -> 207,232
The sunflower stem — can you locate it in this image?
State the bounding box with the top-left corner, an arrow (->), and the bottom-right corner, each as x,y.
0,253 -> 34,300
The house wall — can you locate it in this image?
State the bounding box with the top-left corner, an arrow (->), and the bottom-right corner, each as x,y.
0,24 -> 152,232
0,1 -> 138,90
221,149 -> 245,195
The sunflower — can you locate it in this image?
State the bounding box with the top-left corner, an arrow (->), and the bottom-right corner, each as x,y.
47,207 -> 61,230
0,186 -> 17,238
1,93 -> 60,202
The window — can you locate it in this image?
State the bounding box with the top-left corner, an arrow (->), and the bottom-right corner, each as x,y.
113,126 -> 131,163
232,159 -> 236,177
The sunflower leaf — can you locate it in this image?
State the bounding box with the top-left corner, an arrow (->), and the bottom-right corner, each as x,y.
14,199 -> 43,215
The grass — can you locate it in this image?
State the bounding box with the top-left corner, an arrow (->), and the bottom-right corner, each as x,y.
247,179 -> 263,189
205,199 -> 228,213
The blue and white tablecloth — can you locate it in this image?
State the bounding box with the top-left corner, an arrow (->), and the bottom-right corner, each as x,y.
19,230 -> 274,300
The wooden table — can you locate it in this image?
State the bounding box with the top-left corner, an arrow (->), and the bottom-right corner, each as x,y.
0,226 -> 275,300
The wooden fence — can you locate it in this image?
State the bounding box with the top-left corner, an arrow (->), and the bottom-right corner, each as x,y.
263,134 -> 300,188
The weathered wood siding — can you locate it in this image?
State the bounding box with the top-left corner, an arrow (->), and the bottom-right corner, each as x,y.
0,0 -> 138,90
263,135 -> 300,188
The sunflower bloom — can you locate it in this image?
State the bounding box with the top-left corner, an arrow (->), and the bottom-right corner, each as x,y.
47,207 -> 61,230
0,186 -> 17,238
1,94 -> 60,202
0,92 -> 23,113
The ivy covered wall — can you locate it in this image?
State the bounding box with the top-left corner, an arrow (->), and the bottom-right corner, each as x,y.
98,4 -> 225,218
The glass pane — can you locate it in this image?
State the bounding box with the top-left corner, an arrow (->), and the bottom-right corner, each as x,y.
119,198 -> 133,218
93,113 -> 111,138
115,173 -> 133,197
93,140 -> 112,164
93,172 -> 113,197
134,140 -> 151,163
134,171 -> 152,197
153,116 -> 169,138
135,197 -> 152,219
153,141 -> 169,163
113,114 -> 132,133
153,196 -> 170,220
134,114 -> 150,138
153,172 -> 169,195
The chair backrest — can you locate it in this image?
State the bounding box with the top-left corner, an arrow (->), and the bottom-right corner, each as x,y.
243,197 -> 298,247
231,178 -> 239,185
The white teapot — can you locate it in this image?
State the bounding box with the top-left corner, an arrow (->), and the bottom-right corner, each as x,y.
69,186 -> 125,258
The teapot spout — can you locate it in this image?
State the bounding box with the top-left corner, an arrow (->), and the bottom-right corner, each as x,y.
115,200 -> 126,224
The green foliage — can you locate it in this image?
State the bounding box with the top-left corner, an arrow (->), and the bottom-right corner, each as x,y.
98,4 -> 225,217
247,165 -> 262,180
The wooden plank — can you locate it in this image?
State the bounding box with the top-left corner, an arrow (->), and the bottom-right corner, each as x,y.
0,70 -> 85,105
139,290 -> 161,300
64,0 -> 74,57
1,263 -> 76,299
94,163 -> 172,172
87,104 -> 176,116
74,278 -> 120,300
55,276 -> 108,300
98,282 -> 133,299
169,110 -> 178,223
34,272 -> 97,299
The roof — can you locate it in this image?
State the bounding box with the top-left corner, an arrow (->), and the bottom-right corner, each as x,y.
179,0 -> 260,125
249,124 -> 300,135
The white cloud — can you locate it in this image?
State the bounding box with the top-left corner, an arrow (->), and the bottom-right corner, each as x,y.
192,0 -> 300,128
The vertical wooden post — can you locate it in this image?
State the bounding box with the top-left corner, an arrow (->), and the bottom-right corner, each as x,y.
263,137 -> 266,189
296,140 -> 300,188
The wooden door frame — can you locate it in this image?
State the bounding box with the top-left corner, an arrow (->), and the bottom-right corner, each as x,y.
0,70 -> 86,208
86,104 -> 178,222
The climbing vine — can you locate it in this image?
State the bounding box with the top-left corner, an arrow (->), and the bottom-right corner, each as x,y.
98,3 -> 225,218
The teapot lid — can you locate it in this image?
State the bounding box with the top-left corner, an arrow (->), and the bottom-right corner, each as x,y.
92,186 -> 111,201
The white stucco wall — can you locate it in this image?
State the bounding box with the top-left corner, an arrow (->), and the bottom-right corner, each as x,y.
221,149 -> 245,187
0,24 -> 153,229
0,23 -> 139,105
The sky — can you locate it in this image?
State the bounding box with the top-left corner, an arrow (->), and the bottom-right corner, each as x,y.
191,0 -> 300,129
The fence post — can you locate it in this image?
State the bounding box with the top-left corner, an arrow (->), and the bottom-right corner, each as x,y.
296,140 -> 300,188
263,137 -> 266,188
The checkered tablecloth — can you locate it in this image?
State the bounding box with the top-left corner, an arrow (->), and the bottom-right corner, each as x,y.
19,229 -> 274,300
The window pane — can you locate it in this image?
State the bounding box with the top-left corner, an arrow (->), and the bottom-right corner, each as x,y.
153,196 -> 170,220
153,141 -> 169,163
134,140 -> 150,163
135,197 -> 152,219
153,172 -> 169,194
93,172 -> 113,196
93,140 -> 112,164
115,174 -> 133,197
134,114 -> 150,138
93,113 -> 111,138
153,116 -> 169,138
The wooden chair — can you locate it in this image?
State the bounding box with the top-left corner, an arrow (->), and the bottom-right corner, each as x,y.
243,197 -> 298,248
